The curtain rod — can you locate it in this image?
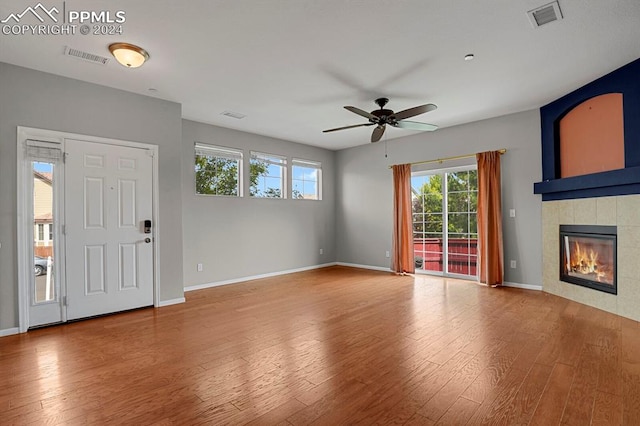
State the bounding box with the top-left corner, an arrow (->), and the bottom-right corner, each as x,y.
388,148 -> 506,169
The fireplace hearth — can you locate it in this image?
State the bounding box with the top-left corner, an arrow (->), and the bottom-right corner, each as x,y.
559,225 -> 617,295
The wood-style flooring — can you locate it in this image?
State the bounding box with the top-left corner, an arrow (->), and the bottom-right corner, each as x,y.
1,266 -> 639,425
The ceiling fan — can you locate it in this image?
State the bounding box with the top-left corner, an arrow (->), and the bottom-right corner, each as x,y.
323,97 -> 438,143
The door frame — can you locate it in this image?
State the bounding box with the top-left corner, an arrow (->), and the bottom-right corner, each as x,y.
411,164 -> 479,280
17,126 -> 161,333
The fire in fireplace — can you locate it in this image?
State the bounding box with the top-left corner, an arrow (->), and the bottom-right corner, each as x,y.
559,225 -> 617,294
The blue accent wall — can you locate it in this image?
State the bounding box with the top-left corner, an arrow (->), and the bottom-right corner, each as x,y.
535,58 -> 640,200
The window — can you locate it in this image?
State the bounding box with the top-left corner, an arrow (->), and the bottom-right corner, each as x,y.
292,159 -> 321,200
412,167 -> 478,278
195,143 -> 243,196
250,152 -> 286,198
27,151 -> 59,304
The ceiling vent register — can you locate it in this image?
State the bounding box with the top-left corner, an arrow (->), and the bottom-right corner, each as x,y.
220,111 -> 247,119
527,1 -> 563,27
64,46 -> 110,65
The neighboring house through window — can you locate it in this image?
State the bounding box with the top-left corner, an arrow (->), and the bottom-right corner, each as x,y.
33,170 -> 53,247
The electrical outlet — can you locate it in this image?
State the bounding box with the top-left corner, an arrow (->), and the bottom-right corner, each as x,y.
509,209 -> 516,218
385,251 -> 390,258
510,260 -> 517,269
197,263 -> 203,272
319,248 -> 323,255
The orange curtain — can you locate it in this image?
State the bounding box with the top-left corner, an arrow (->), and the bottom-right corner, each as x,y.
391,164 -> 415,275
476,151 -> 504,286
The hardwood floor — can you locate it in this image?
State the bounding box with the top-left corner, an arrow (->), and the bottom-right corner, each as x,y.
1,266 -> 639,425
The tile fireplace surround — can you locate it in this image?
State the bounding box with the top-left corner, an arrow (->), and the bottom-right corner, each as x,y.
542,194 -> 640,321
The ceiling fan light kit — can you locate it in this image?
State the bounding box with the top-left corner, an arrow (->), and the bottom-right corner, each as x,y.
323,97 -> 438,142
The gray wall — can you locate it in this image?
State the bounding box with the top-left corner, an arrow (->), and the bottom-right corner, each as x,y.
0,61 -> 543,332
335,109 -> 543,286
181,120 -> 336,287
0,63 -> 184,330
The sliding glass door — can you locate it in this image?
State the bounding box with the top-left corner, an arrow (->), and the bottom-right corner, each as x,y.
412,167 -> 478,278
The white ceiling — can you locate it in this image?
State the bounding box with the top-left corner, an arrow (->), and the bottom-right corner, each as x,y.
1,0 -> 639,150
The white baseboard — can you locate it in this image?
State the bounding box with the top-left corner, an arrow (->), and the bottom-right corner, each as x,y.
332,266 -> 542,291
0,327 -> 20,337
185,262 -> 338,292
183,263 -> 536,294
503,281 -> 543,291
158,297 -> 186,307
335,262 -> 391,272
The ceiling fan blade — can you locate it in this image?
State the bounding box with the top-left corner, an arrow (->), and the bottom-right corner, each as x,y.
371,125 -> 385,142
323,123 -> 374,133
344,106 -> 378,121
393,120 -> 438,131
393,103 -> 437,121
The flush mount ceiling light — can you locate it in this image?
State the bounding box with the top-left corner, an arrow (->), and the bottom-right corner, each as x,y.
108,43 -> 149,68
464,53 -> 475,61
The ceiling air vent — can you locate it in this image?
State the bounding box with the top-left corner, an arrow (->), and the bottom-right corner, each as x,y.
527,1 -> 563,28
64,46 -> 110,65
221,111 -> 246,119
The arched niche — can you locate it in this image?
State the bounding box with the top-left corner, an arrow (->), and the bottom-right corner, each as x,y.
559,93 -> 624,178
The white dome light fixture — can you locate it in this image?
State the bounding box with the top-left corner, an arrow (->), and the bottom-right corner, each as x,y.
109,43 -> 149,68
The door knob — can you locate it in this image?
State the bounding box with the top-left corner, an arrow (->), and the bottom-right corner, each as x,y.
144,238 -> 151,243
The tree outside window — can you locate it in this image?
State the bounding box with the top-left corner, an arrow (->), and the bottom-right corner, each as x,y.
412,170 -> 477,236
250,152 -> 286,198
195,144 -> 243,196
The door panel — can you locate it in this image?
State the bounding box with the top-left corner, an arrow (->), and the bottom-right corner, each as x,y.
84,244 -> 106,294
411,173 -> 444,273
412,168 -> 478,278
84,177 -> 105,228
118,179 -> 137,227
119,243 -> 138,290
65,139 -> 153,320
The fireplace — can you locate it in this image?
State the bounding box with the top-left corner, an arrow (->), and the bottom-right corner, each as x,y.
559,225 -> 617,294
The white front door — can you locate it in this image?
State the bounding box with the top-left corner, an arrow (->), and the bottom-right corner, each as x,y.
64,139 -> 154,320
